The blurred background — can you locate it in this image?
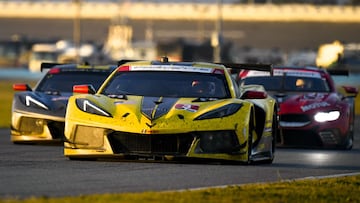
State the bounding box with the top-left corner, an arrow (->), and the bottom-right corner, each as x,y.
0,0 -> 359,71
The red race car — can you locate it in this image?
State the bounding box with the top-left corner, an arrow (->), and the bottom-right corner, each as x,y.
239,66 -> 358,149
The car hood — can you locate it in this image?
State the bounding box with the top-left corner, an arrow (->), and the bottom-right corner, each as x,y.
13,91 -> 73,117
80,95 -> 248,123
272,92 -> 339,114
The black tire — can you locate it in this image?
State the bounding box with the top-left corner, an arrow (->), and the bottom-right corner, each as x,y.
247,114 -> 254,164
260,110 -> 277,164
342,133 -> 353,150
68,157 -> 96,161
347,135 -> 353,150
342,103 -> 355,150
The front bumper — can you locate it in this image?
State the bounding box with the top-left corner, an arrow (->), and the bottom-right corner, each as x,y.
277,113 -> 349,148
11,112 -> 65,144
64,125 -> 249,161
278,128 -> 346,148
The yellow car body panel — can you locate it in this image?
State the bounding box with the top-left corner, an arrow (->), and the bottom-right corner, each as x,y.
64,60 -> 277,163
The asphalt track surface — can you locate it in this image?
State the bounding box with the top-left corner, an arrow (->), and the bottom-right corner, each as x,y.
0,117 -> 360,198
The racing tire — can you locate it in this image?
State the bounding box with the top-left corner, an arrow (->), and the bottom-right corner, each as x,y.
68,157 -> 96,161
342,104 -> 355,150
247,114 -> 254,165
261,109 -> 279,164
262,110 -> 278,164
342,133 -> 353,150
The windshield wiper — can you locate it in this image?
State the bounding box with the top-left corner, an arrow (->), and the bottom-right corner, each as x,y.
107,94 -> 128,100
192,97 -> 221,102
44,90 -> 61,95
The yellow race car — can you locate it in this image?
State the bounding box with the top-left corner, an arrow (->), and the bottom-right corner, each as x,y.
64,58 -> 277,164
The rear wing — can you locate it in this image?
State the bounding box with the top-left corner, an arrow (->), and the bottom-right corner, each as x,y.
219,63 -> 273,81
326,69 -> 349,76
40,62 -> 63,72
117,59 -> 141,66
117,57 -> 170,66
41,62 -> 117,72
221,63 -> 273,72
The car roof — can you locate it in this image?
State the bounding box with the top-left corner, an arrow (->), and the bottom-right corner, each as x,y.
241,65 -> 340,92
120,60 -> 226,68
273,65 -> 325,72
117,60 -> 227,74
272,66 -> 327,78
242,65 -> 327,78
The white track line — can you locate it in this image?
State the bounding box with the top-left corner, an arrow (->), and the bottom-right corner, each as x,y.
170,172 -> 360,193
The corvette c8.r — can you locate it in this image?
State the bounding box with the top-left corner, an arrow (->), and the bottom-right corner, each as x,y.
64,58 -> 277,164
11,63 -> 116,144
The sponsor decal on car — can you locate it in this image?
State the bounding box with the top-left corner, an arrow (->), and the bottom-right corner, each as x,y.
245,69 -> 322,78
273,69 -> 322,78
301,101 -> 330,112
301,93 -> 325,100
175,104 -> 199,112
130,65 -> 214,73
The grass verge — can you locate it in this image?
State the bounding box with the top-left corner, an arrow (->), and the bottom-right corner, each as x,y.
1,174 -> 360,203
0,80 -> 37,128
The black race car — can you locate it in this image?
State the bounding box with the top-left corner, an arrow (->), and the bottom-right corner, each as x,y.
11,63 -> 116,144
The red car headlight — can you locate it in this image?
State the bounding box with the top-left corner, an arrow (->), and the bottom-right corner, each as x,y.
314,111 -> 340,122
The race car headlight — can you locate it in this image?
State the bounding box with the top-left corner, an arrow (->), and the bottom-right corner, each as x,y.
195,103 -> 243,120
22,95 -> 49,110
314,111 -> 340,122
76,99 -> 112,117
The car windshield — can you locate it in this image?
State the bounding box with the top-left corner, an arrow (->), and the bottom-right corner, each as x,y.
36,71 -> 110,93
102,71 -> 230,98
242,76 -> 330,92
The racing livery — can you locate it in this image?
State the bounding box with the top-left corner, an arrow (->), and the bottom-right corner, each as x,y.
11,63 -> 116,144
64,58 -> 277,164
239,66 -> 358,149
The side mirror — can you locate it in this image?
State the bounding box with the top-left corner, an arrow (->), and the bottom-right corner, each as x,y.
73,85 -> 96,94
343,86 -> 358,94
241,90 -> 267,100
13,83 -> 32,91
342,85 -> 358,97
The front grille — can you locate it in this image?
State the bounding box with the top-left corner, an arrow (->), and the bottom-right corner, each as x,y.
319,129 -> 340,145
197,131 -> 240,154
279,114 -> 311,127
107,132 -> 195,155
280,114 -> 310,123
47,121 -> 65,140
281,129 -> 322,147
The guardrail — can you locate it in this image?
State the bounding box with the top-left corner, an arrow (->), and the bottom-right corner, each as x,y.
0,2 -> 359,22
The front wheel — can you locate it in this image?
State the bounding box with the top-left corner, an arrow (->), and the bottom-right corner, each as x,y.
341,105 -> 355,150
341,133 -> 353,150
246,113 -> 255,164
260,111 -> 277,164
